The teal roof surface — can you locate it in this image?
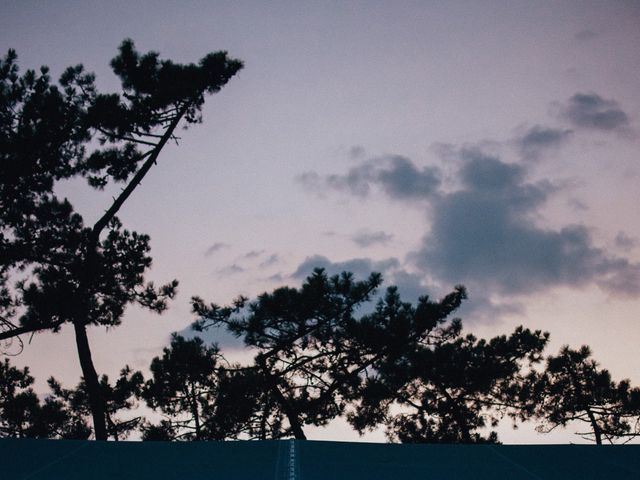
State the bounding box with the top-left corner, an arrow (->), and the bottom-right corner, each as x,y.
1,438 -> 639,479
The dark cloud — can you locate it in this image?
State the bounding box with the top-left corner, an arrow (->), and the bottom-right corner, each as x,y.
351,230 -> 393,247
516,125 -> 572,160
204,242 -> 229,256
456,296 -> 525,323
298,155 -> 440,200
411,150 -> 640,297
559,93 -> 630,131
301,147 -> 640,309
458,149 -> 528,192
375,156 -> 441,199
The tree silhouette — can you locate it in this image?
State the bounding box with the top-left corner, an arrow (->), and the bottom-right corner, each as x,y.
0,358 -> 42,438
47,366 -> 144,440
192,269 -> 383,439
191,269 -> 474,440
142,334 -> 255,441
532,346 -> 640,444
0,358 -> 90,439
349,320 -> 548,443
0,41 -> 242,439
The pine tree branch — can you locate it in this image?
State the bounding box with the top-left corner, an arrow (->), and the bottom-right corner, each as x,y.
0,319 -> 66,341
91,104 -> 187,240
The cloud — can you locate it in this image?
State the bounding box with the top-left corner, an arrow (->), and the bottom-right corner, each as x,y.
615,232 -> 638,251
558,93 -> 630,132
516,125 -> 572,160
259,254 -> 280,268
176,325 -> 245,351
351,230 -> 393,247
292,255 -> 435,304
204,242 -> 229,256
300,147 -> 640,310
596,260 -> 640,298
268,273 -> 285,282
298,155 -> 440,200
289,254 -> 521,322
456,296 -> 525,323
296,171 -> 325,195
325,161 -> 376,197
292,255 -> 400,281
217,264 -> 244,275
411,149 -> 640,297
374,156 -> 440,199
243,250 -> 265,259
349,145 -> 366,159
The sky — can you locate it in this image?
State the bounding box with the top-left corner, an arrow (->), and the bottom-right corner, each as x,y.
2,1 -> 640,443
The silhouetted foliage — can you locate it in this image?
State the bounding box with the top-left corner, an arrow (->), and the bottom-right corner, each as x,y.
0,41 -> 242,439
0,358 -> 41,438
47,366 -> 144,440
0,358 -> 90,439
142,334 -> 255,441
349,316 -> 548,443
192,269 -> 385,439
192,269 -> 510,441
531,346 -> 640,444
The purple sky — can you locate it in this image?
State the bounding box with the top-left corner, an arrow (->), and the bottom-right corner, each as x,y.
2,1 -> 640,443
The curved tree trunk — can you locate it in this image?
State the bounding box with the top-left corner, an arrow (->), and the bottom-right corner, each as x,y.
73,107 -> 187,441
73,320 -> 108,440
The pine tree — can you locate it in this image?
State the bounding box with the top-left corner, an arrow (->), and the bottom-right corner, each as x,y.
0,40 -> 242,439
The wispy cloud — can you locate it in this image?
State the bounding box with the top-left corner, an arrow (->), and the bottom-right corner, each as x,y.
351,230 -> 393,247
259,254 -> 280,268
615,232 -> 638,251
515,125 -> 572,161
243,250 -> 265,259
204,242 -> 229,257
297,155 -> 440,200
217,264 -> 244,275
558,92 -> 630,132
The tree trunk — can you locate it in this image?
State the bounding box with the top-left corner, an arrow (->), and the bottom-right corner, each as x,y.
191,389 -> 201,441
270,382 -> 307,440
256,358 -> 306,440
73,320 -> 108,440
586,408 -> 602,445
